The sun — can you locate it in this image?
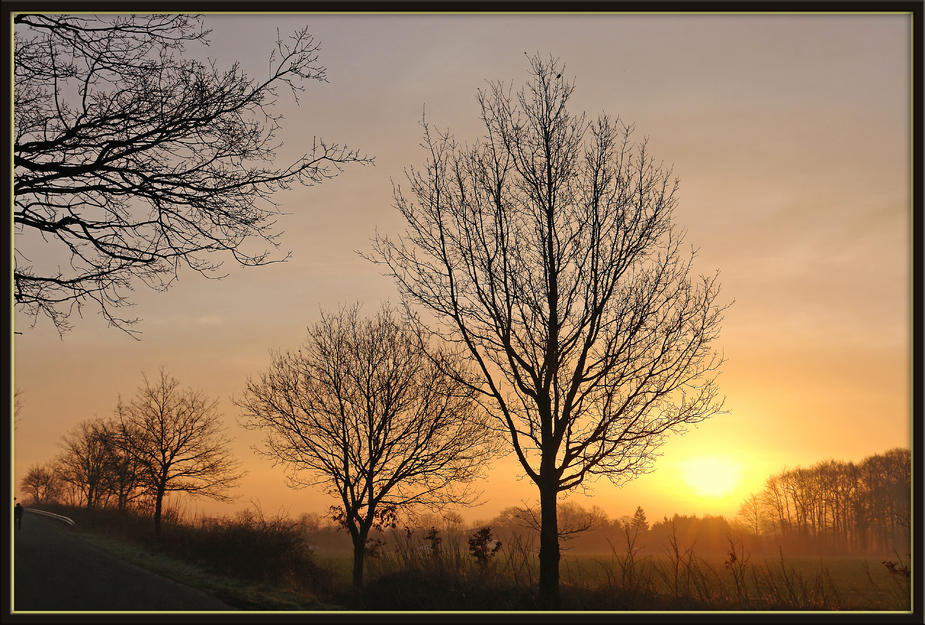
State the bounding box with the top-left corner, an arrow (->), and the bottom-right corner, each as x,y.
679,456 -> 742,498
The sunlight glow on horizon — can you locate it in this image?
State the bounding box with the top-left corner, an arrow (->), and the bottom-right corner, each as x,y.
678,456 -> 743,499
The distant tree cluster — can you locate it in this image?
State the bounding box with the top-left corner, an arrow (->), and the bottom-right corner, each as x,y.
20,463 -> 61,505
475,448 -> 911,558
491,501 -> 610,544
55,418 -> 143,511
19,369 -> 241,536
739,448 -> 910,553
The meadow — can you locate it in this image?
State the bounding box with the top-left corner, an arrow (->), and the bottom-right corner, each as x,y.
33,502 -> 911,612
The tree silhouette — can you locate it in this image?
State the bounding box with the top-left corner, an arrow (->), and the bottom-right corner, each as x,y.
14,14 -> 371,335
631,505 -> 649,535
499,500 -> 607,544
239,305 -> 499,587
737,493 -> 762,539
103,418 -> 146,511
116,369 -> 242,536
749,449 -> 910,553
55,419 -> 112,509
372,55 -> 727,605
20,464 -> 60,505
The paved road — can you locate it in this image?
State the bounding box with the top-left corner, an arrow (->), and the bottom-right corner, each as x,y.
13,511 -> 233,612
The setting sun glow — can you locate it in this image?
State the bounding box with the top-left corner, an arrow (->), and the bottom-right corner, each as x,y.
680,456 -> 742,498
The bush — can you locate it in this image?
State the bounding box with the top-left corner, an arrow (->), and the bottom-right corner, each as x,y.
162,507 -> 328,594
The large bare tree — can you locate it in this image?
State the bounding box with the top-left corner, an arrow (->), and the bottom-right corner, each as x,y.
116,369 -> 242,535
14,14 -> 371,335
239,305 -> 499,587
371,55 -> 727,605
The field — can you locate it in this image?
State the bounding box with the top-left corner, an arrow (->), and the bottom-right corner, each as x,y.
32,503 -> 911,612
334,537 -> 911,611
288,525 -> 910,611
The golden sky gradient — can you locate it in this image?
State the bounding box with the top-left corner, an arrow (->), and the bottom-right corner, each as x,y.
12,13 -> 911,525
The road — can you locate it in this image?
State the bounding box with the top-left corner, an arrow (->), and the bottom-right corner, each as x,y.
13,511 -> 233,612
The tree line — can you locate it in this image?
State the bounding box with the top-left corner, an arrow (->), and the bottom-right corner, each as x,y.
737,449 -> 910,554
20,370 -> 241,536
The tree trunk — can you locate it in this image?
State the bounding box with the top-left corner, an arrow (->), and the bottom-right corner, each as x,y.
538,480 -> 560,608
351,531 -> 368,588
154,488 -> 164,537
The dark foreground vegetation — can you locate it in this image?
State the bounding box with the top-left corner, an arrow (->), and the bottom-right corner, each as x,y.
20,448 -> 911,610
25,497 -> 910,612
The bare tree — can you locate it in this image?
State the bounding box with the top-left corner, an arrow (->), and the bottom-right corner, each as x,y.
238,304 -> 499,587
737,493 -> 762,539
56,418 -> 112,509
116,368 -> 242,535
371,55 -> 726,604
14,14 -> 371,335
20,463 -> 61,505
40,416 -> 144,511
101,418 -> 145,511
752,449 -> 910,553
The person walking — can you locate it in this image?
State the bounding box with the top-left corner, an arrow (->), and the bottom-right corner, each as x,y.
14,501 -> 23,530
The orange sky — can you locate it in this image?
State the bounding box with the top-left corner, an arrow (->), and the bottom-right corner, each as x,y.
12,13 -> 911,525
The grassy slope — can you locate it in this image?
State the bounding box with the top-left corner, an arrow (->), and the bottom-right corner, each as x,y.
74,529 -> 339,611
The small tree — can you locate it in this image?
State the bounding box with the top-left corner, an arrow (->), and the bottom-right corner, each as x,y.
117,369 -> 242,535
631,505 -> 649,535
20,464 -> 60,505
372,55 -> 727,605
468,527 -> 502,570
239,304 -> 499,587
56,419 -> 112,509
737,493 -> 762,539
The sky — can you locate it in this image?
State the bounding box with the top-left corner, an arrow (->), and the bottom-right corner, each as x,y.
12,13 -> 911,526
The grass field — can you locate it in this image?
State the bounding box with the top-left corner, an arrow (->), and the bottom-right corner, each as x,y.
37,504 -> 910,612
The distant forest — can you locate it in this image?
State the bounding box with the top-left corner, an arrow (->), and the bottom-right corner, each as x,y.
468,449 -> 910,558
737,448 -> 909,554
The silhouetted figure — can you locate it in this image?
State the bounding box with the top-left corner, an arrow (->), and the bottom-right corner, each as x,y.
14,502 -> 23,530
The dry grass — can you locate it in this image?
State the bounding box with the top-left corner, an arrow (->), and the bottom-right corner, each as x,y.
34,504 -> 910,612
